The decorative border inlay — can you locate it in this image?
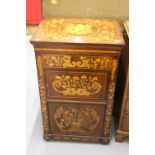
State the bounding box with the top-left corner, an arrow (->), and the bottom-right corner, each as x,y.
37,56 -> 49,134
44,134 -> 110,143
43,55 -> 112,70
103,59 -> 118,138
52,136 -> 100,142
34,48 -> 120,54
47,99 -> 106,105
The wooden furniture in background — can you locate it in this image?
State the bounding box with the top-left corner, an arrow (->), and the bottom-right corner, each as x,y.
30,18 -> 124,144
114,20 -> 129,142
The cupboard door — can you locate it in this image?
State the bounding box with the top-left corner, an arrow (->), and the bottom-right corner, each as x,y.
48,102 -> 106,137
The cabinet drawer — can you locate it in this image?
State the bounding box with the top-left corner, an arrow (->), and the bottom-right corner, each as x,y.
45,69 -> 109,101
42,54 -> 113,70
120,115 -> 129,131
48,102 -> 105,137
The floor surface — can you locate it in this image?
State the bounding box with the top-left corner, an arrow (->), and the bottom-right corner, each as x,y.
27,111 -> 129,155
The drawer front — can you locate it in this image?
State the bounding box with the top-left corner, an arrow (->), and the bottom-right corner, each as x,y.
120,115 -> 129,131
45,69 -> 109,101
42,54 -> 113,70
48,102 -> 105,137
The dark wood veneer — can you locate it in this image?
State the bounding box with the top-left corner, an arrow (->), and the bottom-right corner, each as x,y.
31,18 -> 125,144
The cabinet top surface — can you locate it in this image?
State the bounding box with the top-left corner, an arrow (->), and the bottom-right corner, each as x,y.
31,18 -> 124,45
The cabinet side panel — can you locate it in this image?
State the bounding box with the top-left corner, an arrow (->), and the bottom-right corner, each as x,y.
36,55 -> 50,134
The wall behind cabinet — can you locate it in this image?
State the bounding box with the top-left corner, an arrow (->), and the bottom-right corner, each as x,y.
43,0 -> 129,22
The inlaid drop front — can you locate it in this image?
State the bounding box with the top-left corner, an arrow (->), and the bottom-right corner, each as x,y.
44,70 -> 109,100
52,75 -> 102,96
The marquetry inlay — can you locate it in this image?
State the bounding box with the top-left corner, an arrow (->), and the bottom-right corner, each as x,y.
32,18 -> 124,45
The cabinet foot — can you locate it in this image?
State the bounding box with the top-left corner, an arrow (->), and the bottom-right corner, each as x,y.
43,134 -> 51,141
115,131 -> 128,142
102,139 -> 110,144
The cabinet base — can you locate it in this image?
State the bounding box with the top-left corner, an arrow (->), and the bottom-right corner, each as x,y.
43,134 -> 51,141
102,139 -> 110,144
115,130 -> 129,142
43,134 -> 110,144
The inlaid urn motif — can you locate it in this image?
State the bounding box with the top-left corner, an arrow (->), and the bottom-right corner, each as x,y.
54,106 -> 100,132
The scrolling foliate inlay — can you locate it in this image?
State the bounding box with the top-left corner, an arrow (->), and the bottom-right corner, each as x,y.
103,59 -> 118,137
54,106 -> 100,133
37,56 -> 49,134
43,55 -> 112,70
52,75 -> 102,96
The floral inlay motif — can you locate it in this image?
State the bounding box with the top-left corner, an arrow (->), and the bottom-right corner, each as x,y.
62,23 -> 98,35
54,106 -> 100,132
52,75 -> 102,96
43,55 -> 112,70
32,18 -> 124,44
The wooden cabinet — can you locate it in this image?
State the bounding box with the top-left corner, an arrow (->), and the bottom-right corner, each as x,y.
114,21 -> 129,142
30,18 -> 124,144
